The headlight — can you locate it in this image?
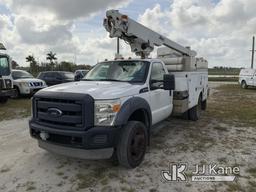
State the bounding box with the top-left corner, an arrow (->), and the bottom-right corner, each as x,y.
19,82 -> 29,87
94,99 -> 121,126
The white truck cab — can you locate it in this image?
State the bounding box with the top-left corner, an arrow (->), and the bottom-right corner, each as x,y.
239,68 -> 256,88
29,10 -> 208,168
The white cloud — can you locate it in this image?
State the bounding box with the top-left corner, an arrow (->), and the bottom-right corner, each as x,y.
3,0 -> 132,20
138,0 -> 256,67
1,0 -> 255,68
0,0 -> 131,66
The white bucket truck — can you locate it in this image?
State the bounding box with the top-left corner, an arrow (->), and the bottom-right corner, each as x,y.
0,43 -> 15,103
30,10 -> 208,168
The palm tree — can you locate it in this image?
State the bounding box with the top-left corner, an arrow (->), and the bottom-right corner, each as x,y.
46,51 -> 57,70
26,55 -> 37,74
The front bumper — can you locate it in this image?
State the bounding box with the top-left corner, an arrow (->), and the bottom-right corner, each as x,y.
20,86 -> 47,95
0,89 -> 15,97
38,140 -> 114,159
30,121 -> 121,158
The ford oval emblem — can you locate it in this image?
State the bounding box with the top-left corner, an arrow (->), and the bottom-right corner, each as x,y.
47,108 -> 63,118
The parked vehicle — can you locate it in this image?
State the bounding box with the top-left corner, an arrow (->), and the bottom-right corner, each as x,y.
12,70 -> 47,97
0,43 -> 15,103
239,68 -> 256,89
74,70 -> 89,81
30,10 -> 208,168
37,71 -> 74,86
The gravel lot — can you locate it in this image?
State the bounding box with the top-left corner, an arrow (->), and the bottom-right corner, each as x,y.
0,82 -> 256,192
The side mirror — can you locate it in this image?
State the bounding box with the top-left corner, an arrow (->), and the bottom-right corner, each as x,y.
163,74 -> 175,90
74,75 -> 80,81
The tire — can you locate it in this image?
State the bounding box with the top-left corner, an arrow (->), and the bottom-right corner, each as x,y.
201,100 -> 207,110
241,81 -> 248,89
182,111 -> 189,120
0,97 -> 8,103
13,87 -> 20,98
109,150 -> 119,166
116,121 -> 148,168
188,95 -> 202,121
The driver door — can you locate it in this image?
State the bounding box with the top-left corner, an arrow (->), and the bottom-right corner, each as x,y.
149,62 -> 173,125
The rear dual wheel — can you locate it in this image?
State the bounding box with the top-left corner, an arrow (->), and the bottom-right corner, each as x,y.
188,95 -> 206,121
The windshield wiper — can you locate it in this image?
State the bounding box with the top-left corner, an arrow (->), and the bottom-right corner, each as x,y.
81,79 -> 95,81
81,78 -> 129,82
98,79 -> 124,82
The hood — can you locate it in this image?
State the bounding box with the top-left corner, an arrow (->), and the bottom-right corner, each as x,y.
40,81 -> 143,99
14,78 -> 44,83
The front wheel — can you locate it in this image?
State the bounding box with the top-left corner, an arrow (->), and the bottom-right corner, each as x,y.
116,121 -> 148,168
0,97 -> 8,103
241,81 -> 248,89
12,87 -> 20,99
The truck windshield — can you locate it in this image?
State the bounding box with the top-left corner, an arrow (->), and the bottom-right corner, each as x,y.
83,61 -> 149,83
0,56 -> 10,76
12,70 -> 34,80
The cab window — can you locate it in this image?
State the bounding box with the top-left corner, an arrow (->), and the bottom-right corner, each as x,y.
150,62 -> 166,90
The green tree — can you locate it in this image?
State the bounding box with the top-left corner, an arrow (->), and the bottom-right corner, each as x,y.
26,55 -> 37,74
46,51 -> 57,70
11,60 -> 19,69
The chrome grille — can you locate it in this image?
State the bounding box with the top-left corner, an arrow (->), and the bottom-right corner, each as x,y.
30,82 -> 43,87
35,98 -> 84,129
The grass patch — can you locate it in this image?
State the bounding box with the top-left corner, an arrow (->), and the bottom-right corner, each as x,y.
0,98 -> 31,121
208,84 -> 256,126
209,77 -> 238,82
76,167 -> 109,190
76,173 -> 96,189
214,126 -> 228,132
56,171 -> 64,176
120,186 -> 136,192
217,157 -> 227,164
24,181 -> 36,191
225,182 -> 245,192
246,167 -> 256,178
0,167 -> 10,173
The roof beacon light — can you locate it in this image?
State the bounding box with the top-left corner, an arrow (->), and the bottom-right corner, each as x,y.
121,15 -> 128,22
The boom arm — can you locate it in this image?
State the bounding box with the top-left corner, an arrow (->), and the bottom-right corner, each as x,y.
103,10 -> 196,58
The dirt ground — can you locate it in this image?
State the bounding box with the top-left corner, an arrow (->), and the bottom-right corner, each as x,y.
0,82 -> 256,192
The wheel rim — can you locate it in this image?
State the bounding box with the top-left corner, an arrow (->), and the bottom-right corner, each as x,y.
129,128 -> 146,162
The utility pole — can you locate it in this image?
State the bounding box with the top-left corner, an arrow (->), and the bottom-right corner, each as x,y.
251,36 -> 255,69
117,37 -> 120,55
